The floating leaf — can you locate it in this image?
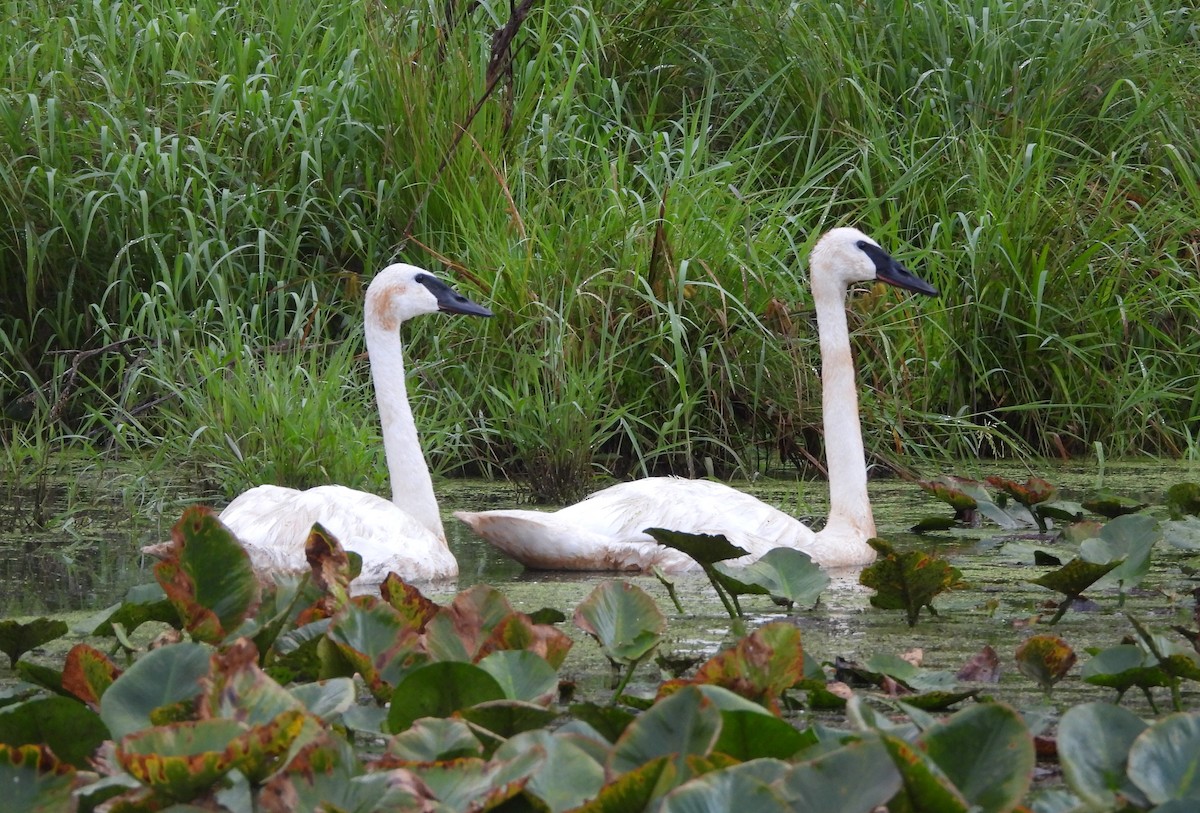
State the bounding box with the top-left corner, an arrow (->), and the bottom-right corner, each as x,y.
1015,635 -> 1076,693
424,584 -> 523,663
987,475 -> 1056,506
304,523 -> 352,601
1082,490 -> 1148,518
919,476 -> 979,514
1166,483 -> 1200,520
1057,701 -> 1150,809
859,538 -> 965,627
912,516 -> 957,533
956,645 -> 1000,683
660,759 -> 792,813
0,618 -> 68,668
154,506 -> 261,643
715,548 -> 830,609
1082,513 -> 1160,591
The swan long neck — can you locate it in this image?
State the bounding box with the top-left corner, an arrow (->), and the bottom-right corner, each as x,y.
364,318 -> 446,541
811,273 -> 875,539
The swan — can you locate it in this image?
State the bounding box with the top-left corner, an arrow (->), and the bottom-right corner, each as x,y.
454,227 -> 937,572
214,264 -> 492,585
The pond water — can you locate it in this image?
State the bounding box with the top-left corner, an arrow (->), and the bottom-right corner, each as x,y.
3,458 -> 1199,713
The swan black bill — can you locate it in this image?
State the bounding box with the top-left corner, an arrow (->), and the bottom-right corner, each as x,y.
418,275 -> 494,317
858,241 -> 938,297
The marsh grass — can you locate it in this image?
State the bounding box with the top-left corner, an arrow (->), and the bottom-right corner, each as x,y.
2,0 -> 1199,504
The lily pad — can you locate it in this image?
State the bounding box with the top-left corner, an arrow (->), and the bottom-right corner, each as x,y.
1057,701 -> 1150,809
0,618 -> 68,668
1029,557 -> 1121,623
385,661 -> 506,734
0,744 -> 76,813
714,548 -> 830,609
1127,712 -> 1200,804
0,696 -> 109,769
574,580 -> 666,667
99,642 -> 211,740
859,538 -> 965,627
1015,635 -> 1076,693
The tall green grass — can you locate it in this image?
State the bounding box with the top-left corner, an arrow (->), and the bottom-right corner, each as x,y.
2,0 -> 1199,505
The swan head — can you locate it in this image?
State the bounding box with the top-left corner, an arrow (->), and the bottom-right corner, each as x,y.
367,264 -> 493,330
810,228 -> 938,297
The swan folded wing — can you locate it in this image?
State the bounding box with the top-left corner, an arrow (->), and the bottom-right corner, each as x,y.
220,484 -> 456,581
456,477 -> 815,572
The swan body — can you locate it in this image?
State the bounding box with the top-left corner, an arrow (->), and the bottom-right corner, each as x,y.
217,264 -> 492,584
456,227 -> 936,572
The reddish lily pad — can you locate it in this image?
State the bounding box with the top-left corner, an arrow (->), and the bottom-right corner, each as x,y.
154,506 -> 261,644
986,475 -> 1056,506
1016,634 -> 1077,693
665,622 -> 804,713
62,643 -> 122,710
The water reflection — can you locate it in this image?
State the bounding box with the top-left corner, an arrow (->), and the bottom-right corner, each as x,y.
2,461 -> 1197,616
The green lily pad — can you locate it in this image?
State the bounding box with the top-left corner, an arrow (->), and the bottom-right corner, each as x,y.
1127,712 -> 1200,804
609,686 -> 721,777
386,717 -> 483,761
99,642 -> 211,740
1029,557 -> 1121,624
0,744 -> 76,813
0,618 -> 68,669
1166,483 -> 1200,520
715,548 -> 830,609
0,696 -> 109,769
385,661 -> 506,734
1057,701 -> 1150,809
574,580 -> 666,666
860,538 -> 965,627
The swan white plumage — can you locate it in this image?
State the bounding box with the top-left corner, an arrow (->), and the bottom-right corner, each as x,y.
455,227 -> 937,572
215,264 -> 492,585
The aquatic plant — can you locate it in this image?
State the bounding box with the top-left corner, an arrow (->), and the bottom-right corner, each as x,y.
859,538 -> 966,627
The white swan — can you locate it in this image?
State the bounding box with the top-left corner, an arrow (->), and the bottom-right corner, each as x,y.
455,227 -> 936,572
216,264 -> 492,584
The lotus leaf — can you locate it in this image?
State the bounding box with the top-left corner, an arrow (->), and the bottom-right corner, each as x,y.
458,699 -> 559,739
403,748 -> 543,810
785,737 -> 902,812
496,730 -> 607,812
116,718 -> 248,800
478,649 -> 559,704
61,643 -> 121,711
385,717 -> 483,761
714,548 -> 829,609
325,598 -> 424,699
